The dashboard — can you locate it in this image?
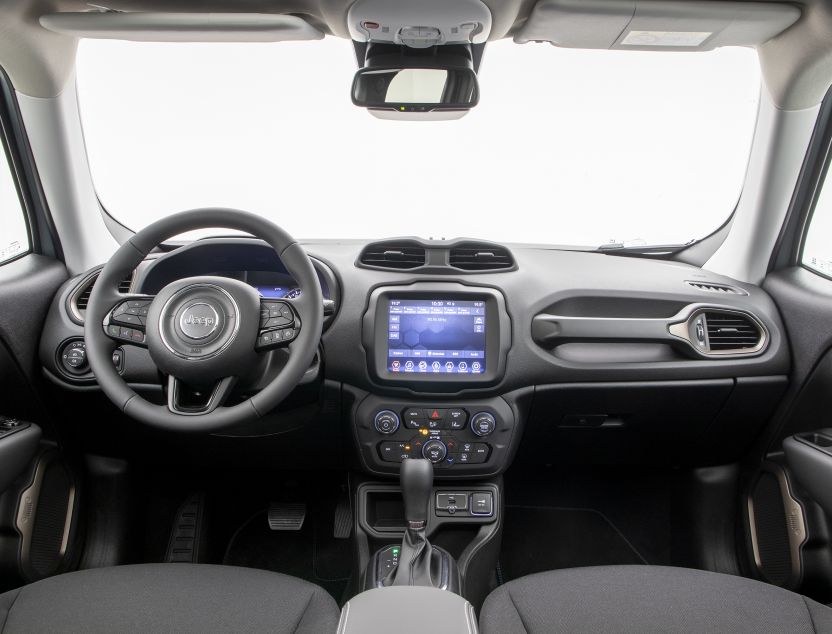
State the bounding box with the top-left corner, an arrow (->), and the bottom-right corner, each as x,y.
38,235 -> 791,476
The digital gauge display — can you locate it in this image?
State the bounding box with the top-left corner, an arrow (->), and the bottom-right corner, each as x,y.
256,286 -> 301,299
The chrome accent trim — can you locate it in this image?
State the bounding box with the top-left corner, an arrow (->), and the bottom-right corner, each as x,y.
159,283 -> 240,361
67,269 -> 101,324
178,302 -> 220,340
166,375 -> 235,415
15,450 -> 76,580
747,462 -> 806,588
668,306 -> 768,357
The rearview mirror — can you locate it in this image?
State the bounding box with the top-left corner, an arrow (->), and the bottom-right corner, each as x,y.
352,67 -> 479,112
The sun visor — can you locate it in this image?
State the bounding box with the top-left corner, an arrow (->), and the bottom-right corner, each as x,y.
39,12 -> 324,43
515,0 -> 800,51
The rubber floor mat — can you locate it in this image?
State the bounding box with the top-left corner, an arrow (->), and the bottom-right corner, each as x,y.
499,506 -> 647,582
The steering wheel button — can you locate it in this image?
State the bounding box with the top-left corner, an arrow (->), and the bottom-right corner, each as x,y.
113,303 -> 128,316
107,325 -> 120,337
115,313 -> 143,326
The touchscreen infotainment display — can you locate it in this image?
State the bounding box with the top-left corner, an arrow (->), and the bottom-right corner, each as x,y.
387,299 -> 486,374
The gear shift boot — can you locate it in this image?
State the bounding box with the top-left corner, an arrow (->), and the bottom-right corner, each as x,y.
365,459 -> 461,593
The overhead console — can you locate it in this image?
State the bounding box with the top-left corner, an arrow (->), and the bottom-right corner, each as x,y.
362,283 -> 511,388
516,0 -> 800,52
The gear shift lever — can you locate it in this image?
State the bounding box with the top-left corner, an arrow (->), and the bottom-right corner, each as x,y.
381,458 -> 459,590
402,457 -> 432,530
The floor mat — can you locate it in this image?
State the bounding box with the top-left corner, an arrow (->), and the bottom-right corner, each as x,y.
222,507 -> 351,603
499,506 -> 647,582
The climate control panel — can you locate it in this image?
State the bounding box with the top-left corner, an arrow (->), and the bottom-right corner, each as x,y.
351,395 -> 518,478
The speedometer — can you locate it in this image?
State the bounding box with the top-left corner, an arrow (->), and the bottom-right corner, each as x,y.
284,287 -> 302,299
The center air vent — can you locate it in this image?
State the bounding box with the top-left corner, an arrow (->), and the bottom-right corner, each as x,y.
358,242 -> 426,270
449,243 -> 515,271
704,311 -> 763,351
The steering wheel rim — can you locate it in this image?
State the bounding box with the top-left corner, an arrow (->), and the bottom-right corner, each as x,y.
84,209 -> 324,432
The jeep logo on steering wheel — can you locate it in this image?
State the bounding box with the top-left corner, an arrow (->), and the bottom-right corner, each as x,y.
179,302 -> 220,340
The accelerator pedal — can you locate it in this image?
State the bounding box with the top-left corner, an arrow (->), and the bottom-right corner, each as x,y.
333,495 -> 352,539
267,502 -> 307,531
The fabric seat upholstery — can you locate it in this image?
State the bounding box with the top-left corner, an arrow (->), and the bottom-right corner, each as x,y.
0,563 -> 340,634
480,565 -> 832,633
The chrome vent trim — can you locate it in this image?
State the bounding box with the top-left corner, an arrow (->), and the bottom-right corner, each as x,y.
358,242 -> 426,270
668,307 -> 767,357
449,243 -> 515,271
685,280 -> 747,296
69,270 -> 134,323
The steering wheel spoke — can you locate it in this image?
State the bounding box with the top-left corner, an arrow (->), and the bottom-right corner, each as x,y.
255,298 -> 301,350
167,375 -> 237,415
103,295 -> 155,347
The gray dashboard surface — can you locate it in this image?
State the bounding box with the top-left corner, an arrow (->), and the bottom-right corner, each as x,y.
40,238 -> 789,396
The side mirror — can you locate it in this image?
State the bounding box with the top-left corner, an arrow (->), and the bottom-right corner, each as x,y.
351,67 -> 479,112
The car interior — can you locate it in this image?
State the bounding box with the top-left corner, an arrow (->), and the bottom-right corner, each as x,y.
4,0 -> 832,632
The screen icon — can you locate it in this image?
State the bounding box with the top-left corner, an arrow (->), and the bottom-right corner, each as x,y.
405,360 -> 414,371
418,361 -> 427,371
445,361 -> 454,371
392,360 -> 401,371
472,361 -> 481,372
459,361 -> 468,371
432,361 -> 440,371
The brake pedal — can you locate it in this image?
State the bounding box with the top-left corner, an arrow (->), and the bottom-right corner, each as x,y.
267,503 -> 306,531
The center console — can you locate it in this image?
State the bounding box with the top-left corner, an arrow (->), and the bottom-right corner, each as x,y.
350,283 -> 517,609
355,283 -> 519,478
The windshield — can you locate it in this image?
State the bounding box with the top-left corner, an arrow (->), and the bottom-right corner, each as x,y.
76,37 -> 760,248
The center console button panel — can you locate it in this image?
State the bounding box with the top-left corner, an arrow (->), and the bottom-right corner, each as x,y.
352,394 -> 518,478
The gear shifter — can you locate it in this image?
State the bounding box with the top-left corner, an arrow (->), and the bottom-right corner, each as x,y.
380,459 -> 459,590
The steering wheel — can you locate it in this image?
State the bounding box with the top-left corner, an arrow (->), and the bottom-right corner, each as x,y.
84,209 -> 324,432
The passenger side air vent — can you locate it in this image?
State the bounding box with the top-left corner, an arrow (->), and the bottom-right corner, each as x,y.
449,243 -> 515,271
686,281 -> 747,296
358,242 -> 426,270
704,311 -> 763,351
669,307 -> 767,357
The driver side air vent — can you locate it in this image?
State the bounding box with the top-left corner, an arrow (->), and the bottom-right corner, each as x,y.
703,310 -> 764,352
70,270 -> 134,323
449,243 -> 515,271
358,242 -> 426,270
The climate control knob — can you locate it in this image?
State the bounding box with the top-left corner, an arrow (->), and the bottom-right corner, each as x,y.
471,412 -> 496,437
422,439 -> 448,463
374,410 -> 400,434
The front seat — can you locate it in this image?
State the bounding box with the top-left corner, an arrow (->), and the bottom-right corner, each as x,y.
0,563 -> 340,633
480,566 -> 832,633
